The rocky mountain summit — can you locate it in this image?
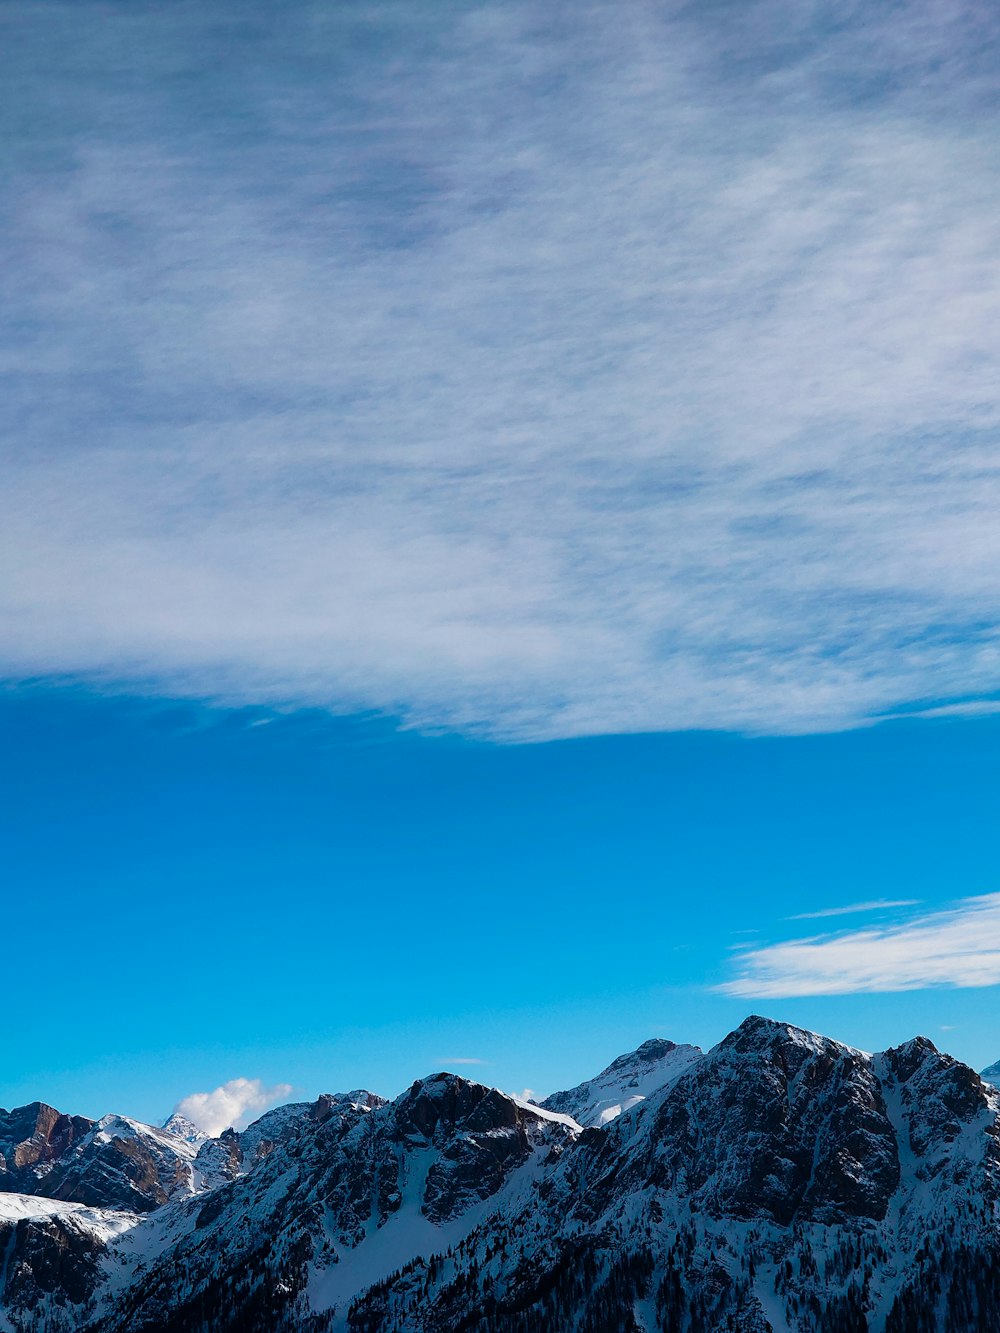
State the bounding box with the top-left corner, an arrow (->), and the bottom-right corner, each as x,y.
0,1103 -> 94,1195
2,1019 -> 999,1332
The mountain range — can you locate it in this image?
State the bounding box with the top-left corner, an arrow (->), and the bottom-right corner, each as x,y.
2,1018 -> 999,1332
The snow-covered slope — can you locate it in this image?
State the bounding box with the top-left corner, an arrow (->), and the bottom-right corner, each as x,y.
540,1037 -> 702,1126
981,1057 -> 1000,1085
92,1074 -> 576,1333
0,1192 -> 143,1333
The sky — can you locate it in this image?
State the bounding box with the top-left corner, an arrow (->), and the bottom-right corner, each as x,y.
2,0 -> 1000,1130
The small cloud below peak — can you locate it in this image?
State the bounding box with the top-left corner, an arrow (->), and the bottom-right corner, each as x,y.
172,1078 -> 293,1137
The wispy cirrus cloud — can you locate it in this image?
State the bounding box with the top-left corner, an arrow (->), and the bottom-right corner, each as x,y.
787,899 -> 921,921
720,893 -> 1000,997
4,2 -> 1000,738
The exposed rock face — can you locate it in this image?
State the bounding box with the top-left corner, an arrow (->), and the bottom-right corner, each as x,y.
0,1103 -> 94,1192
1,1208 -> 106,1312
881,1036 -> 993,1161
34,1115 -> 199,1212
2,1024 -> 1000,1333
396,1074 -> 543,1223
311,1091 -> 385,1120
633,1017 -> 901,1225
0,1194 -> 139,1328
192,1127 -> 243,1186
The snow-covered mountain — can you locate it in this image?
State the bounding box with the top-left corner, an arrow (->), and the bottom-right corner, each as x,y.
0,1105 -> 201,1214
539,1037 -> 702,1127
981,1058 -> 1000,1086
2,1020 -> 999,1333
160,1113 -> 207,1146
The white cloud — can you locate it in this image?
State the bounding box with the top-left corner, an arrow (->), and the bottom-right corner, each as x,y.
173,1078 -> 294,1137
885,701 -> 1000,722
435,1057 -> 488,1067
787,899 -> 921,921
3,3 -> 1000,738
720,893 -> 1000,997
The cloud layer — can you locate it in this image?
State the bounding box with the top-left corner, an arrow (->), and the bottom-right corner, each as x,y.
173,1078 -> 293,1137
4,1 -> 1000,738
721,893 -> 1000,997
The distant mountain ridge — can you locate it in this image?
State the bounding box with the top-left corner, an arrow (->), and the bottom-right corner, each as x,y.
2,1019 -> 999,1332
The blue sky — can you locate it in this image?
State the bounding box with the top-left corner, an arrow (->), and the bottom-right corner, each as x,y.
3,688 -> 1000,1125
3,0 -> 1000,1127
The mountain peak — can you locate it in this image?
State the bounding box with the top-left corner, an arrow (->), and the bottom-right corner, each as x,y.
396,1072 -> 525,1142
719,1013 -> 851,1057
309,1090 -> 385,1123
603,1037 -> 679,1072
0,1101 -> 95,1194
736,1012 -> 818,1039
162,1112 -> 208,1144
541,1036 -> 702,1127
